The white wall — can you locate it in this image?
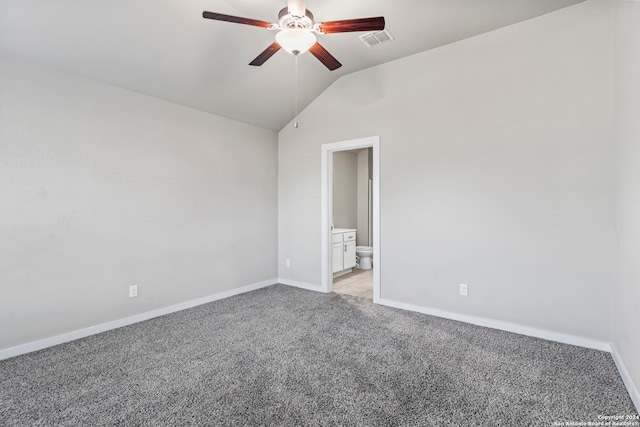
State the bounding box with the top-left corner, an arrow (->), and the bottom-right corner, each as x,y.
0,55 -> 278,350
278,0 -> 614,341
332,151 -> 357,229
613,0 -> 640,407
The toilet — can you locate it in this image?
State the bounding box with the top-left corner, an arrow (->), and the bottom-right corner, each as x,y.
355,246 -> 374,269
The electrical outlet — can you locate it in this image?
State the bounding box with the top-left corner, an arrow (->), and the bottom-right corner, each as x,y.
285,259 -> 291,268
129,285 -> 138,298
459,284 -> 468,296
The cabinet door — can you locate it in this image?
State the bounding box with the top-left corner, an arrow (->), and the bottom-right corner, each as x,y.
332,243 -> 344,273
344,241 -> 357,269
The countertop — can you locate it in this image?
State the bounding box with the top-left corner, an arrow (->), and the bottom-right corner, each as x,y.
333,228 -> 357,234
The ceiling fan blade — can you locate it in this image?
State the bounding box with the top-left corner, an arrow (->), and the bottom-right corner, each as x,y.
308,42 -> 342,71
318,17 -> 385,34
202,11 -> 272,29
249,42 -> 282,66
288,0 -> 306,17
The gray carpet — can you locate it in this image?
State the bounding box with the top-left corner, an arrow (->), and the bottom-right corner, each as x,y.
0,285 -> 637,426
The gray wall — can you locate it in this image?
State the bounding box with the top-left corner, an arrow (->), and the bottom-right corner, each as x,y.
0,54 -> 278,350
356,149 -> 370,246
278,0 -> 614,343
613,0 -> 640,405
332,151 -> 358,229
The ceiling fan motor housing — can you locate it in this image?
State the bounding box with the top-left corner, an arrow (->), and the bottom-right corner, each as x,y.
278,7 -> 314,29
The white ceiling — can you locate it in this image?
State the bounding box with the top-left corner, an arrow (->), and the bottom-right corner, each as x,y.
0,0 -> 585,131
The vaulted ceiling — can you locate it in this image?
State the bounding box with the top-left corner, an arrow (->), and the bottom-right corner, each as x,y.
0,0 -> 585,131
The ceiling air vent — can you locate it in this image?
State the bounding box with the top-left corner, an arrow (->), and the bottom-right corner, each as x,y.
359,29 -> 394,48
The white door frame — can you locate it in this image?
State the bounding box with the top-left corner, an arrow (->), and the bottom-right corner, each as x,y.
320,136 -> 381,302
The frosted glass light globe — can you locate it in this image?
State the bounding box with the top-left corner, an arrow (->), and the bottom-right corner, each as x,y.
276,29 -> 316,55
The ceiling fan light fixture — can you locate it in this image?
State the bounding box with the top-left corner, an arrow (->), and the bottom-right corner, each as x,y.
276,29 -> 316,55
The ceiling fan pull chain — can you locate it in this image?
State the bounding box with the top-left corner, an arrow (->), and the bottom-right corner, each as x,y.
294,55 -> 299,128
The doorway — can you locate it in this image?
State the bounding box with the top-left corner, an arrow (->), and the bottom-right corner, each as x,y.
320,136 -> 380,302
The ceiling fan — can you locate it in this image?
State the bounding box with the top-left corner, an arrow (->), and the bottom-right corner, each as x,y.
202,0 -> 385,71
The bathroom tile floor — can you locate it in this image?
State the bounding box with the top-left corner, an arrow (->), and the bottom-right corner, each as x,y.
332,268 -> 373,299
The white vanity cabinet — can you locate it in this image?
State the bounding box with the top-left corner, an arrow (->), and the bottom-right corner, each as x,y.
332,229 -> 357,275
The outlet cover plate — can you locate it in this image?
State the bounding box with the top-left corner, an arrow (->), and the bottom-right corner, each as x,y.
459,284 -> 468,296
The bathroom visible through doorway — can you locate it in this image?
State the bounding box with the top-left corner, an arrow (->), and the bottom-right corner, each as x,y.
320,136 -> 380,302
331,147 -> 374,298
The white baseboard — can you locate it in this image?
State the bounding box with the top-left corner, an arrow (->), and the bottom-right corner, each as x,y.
377,298 -> 612,352
0,279 -> 277,361
610,343 -> 640,413
277,278 -> 324,292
